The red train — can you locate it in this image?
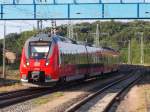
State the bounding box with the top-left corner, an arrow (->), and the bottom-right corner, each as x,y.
20,34 -> 120,85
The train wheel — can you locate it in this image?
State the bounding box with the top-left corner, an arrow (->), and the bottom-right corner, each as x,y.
96,73 -> 102,79
59,76 -> 66,83
84,74 -> 89,80
56,76 -> 66,86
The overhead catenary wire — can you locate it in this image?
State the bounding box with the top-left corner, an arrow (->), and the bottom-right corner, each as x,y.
0,0 -> 150,4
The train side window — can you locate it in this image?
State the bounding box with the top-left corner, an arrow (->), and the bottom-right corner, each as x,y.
75,52 -> 77,64
71,53 -> 73,64
80,53 -> 82,64
99,56 -> 101,64
69,53 -> 72,64
76,53 -> 78,64
64,53 -> 67,65
78,53 -> 80,64
104,56 -> 107,64
68,53 -> 70,64
90,53 -> 92,64
67,53 -> 69,64
94,54 -> 97,64
73,53 -> 75,64
107,56 -> 109,64
61,52 -> 64,66
76,52 -> 78,64
63,52 -> 66,66
85,54 -> 88,64
79,53 -> 81,64
79,52 -> 81,64
81,54 -> 83,64
70,53 -> 72,64
101,54 -> 103,63
99,54 -> 102,64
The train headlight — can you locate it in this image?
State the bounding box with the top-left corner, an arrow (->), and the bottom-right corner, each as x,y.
26,62 -> 30,66
46,62 -> 49,66
45,60 -> 50,66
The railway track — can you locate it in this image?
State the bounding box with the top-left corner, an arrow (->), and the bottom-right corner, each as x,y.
65,71 -> 141,112
0,87 -> 54,108
104,75 -> 141,112
0,67 -> 136,109
0,71 -> 123,109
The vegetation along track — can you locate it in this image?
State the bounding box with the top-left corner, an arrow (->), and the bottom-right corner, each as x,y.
65,71 -> 141,112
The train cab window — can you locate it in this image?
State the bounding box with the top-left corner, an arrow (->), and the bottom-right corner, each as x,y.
29,42 -> 51,59
62,53 -> 65,65
60,51 -> 64,65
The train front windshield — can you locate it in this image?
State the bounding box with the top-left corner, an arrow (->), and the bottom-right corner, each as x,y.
29,42 -> 51,59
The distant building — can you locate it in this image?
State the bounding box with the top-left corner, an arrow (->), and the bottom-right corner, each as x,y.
5,50 -> 17,64
0,43 -> 18,64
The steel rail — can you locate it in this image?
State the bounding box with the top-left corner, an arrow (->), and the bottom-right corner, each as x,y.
65,73 -> 140,112
0,71 -> 121,108
103,75 -> 141,112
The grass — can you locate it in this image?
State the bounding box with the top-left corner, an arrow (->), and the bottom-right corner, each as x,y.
32,92 -> 64,106
0,65 -> 21,92
0,65 -> 20,80
6,69 -> 20,80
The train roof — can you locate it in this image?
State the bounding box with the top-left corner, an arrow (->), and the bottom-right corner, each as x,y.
27,33 -> 52,42
26,33 -> 118,53
28,33 -> 94,46
27,33 -> 76,44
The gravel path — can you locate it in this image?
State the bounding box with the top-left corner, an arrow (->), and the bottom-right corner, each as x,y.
0,101 -> 32,112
